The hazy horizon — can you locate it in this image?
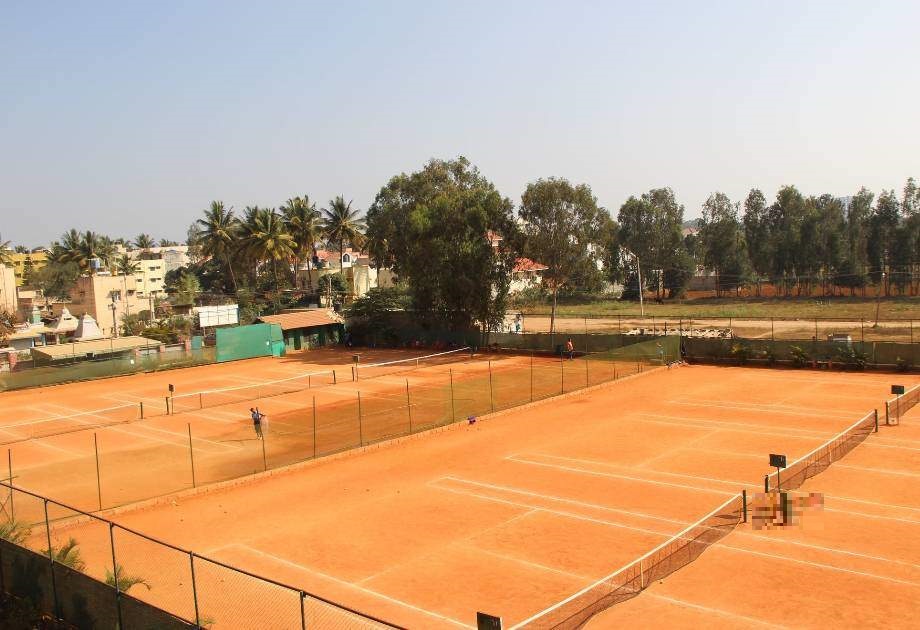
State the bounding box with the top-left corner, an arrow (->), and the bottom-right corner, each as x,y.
3,1 -> 919,247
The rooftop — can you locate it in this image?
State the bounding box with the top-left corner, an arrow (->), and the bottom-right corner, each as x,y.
258,309 -> 343,331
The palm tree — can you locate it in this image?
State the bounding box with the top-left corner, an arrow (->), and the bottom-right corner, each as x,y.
106,564 -> 150,593
239,207 -> 295,290
47,537 -> 86,572
0,519 -> 31,545
281,196 -> 322,291
322,197 -> 366,297
0,234 -> 13,266
14,245 -> 28,254
115,254 -> 140,276
196,201 -> 241,291
134,234 -> 155,251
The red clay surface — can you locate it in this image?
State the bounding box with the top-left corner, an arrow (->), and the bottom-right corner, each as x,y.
36,364 -> 917,629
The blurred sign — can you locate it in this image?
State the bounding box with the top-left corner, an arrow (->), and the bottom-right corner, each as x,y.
769,453 -> 786,468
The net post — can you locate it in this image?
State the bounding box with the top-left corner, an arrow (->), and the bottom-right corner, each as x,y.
885,401 -> 890,426
165,395 -> 170,415
764,474 -> 769,494
333,369 -> 337,385
43,498 -> 61,620
109,523 -> 123,629
449,369 -> 456,422
742,489 -> 748,523
139,401 -> 144,419
358,391 -> 363,446
488,360 -> 494,412
94,432 -> 103,511
189,552 -> 200,627
312,396 -> 317,459
351,366 -> 355,382
406,380 -> 413,433
308,374 -> 311,389
187,423 -> 196,488
640,558 -> 645,589
873,409 -> 878,433
199,392 -> 203,409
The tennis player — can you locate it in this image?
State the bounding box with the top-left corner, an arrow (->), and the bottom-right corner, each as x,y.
250,407 -> 265,439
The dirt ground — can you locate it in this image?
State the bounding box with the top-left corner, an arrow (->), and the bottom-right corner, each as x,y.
38,365 -> 918,629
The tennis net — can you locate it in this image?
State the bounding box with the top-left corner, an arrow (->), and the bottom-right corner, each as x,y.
765,410 -> 877,493
169,347 -> 471,413
885,383 -> 920,426
510,493 -> 744,629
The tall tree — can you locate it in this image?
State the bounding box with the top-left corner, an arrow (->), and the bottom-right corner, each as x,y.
519,177 -> 612,333
801,194 -> 845,295
322,196 -> 366,297
699,192 -> 749,296
742,189 -> 772,295
366,157 -> 519,333
617,188 -> 687,299
134,234 -> 155,251
0,234 -> 12,266
239,206 -> 295,290
867,189 -> 900,295
281,196 -> 322,291
767,186 -> 807,295
196,201 -> 241,291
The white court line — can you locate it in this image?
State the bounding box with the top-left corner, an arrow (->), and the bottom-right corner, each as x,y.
529,452 -> 920,517
505,455 -> 738,497
431,482 -> 673,539
435,474 -> 920,572
718,545 -> 920,588
38,403 -> 190,451
835,463 -> 920,478
674,396 -> 868,416
461,545 -> 592,582
668,398 -> 862,420
644,592 -> 788,629
221,543 -> 473,629
438,477 -> 687,526
637,428 -> 722,468
634,412 -> 920,453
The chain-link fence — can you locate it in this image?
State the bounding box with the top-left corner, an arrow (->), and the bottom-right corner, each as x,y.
6,339 -> 675,516
0,483 -> 399,629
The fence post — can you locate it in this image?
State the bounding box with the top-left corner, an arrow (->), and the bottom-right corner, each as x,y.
7,449 -> 12,522
742,489 -> 748,523
861,319 -> 865,343
911,320 -> 914,345
43,499 -> 61,620
530,351 -> 534,402
357,391 -> 363,446
333,369 -> 337,385
109,523 -> 122,629
165,396 -> 170,415
312,396 -> 317,458
199,392 -> 203,409
814,318 -> 818,340
449,369 -> 456,422
560,354 -> 564,394
764,474 -> 769,493
187,424 -> 196,488
94,432 -> 102,511
406,380 -> 413,432
771,318 -> 775,342
139,401 -> 144,419
617,315 -> 621,333
488,360 -> 494,412
261,429 -> 268,471
874,409 -> 879,433
190,552 -> 200,627
300,591 -> 307,630
584,353 -> 589,388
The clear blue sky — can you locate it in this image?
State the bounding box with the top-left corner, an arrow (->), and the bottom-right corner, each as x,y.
2,1 -> 919,247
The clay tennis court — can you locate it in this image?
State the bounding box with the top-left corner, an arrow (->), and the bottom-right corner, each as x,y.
1,347 -> 646,512
37,364 -> 917,628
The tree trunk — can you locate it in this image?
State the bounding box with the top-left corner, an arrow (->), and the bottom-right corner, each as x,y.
226,254 -> 238,292
550,285 -> 558,335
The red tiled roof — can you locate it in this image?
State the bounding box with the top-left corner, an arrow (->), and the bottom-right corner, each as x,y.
513,257 -> 548,272
258,309 -> 343,331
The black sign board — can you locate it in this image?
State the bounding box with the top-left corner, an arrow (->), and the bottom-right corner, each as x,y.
892,384 -> 905,395
477,612 -> 502,630
769,453 -> 787,469
168,384 -> 175,393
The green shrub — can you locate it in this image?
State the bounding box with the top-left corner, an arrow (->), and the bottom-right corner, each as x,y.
790,345 -> 809,367
835,345 -> 867,370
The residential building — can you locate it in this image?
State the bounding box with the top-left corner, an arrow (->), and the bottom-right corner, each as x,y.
0,265 -> 17,313
257,310 -> 344,351
9,250 -> 48,286
51,275 -> 148,337
133,258 -> 166,298
510,258 -> 548,294
124,245 -> 191,273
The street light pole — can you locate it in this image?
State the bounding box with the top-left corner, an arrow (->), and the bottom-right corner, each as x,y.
874,271 -> 886,328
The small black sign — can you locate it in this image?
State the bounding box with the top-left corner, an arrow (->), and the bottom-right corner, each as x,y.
168,384 -> 175,393
477,612 -> 502,630
892,384 -> 905,395
769,453 -> 787,469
